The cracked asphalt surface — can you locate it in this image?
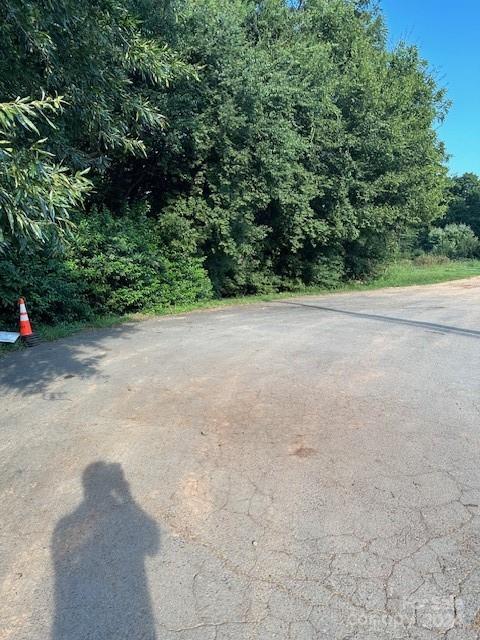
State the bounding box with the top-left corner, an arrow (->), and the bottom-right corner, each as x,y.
1,278 -> 480,639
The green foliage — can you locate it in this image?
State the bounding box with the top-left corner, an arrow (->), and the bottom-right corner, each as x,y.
444,173 -> 480,237
428,223 -> 479,259
413,253 -> 451,267
0,0 -> 189,168
115,0 -> 448,292
0,206 -> 212,325
0,245 -> 91,327
0,0 -> 452,327
70,206 -> 212,314
0,97 -> 91,249
302,254 -> 346,288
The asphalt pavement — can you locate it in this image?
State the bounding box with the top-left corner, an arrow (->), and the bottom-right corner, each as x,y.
1,278 -> 480,639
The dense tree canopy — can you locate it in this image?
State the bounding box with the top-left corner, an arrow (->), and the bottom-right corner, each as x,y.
0,0 -> 451,323
444,173 -> 480,237
106,0 -> 449,291
0,0 -> 188,165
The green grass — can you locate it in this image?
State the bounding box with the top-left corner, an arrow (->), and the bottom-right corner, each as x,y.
366,258 -> 480,288
2,257 -> 480,355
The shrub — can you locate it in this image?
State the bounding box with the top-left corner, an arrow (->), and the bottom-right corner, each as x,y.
302,254 -> 345,288
344,233 -> 395,281
0,245 -> 90,328
0,204 -> 213,327
412,254 -> 451,267
70,205 -> 213,315
428,224 -> 479,259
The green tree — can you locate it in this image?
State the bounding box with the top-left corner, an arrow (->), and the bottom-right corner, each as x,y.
429,223 -> 479,258
0,0 -> 452,327
112,0 -> 448,291
0,0 -> 188,169
0,96 -> 91,249
444,173 -> 480,237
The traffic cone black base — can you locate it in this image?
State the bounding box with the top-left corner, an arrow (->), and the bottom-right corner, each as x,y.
22,332 -> 41,347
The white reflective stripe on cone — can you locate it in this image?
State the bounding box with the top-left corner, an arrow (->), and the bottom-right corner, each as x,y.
19,303 -> 27,313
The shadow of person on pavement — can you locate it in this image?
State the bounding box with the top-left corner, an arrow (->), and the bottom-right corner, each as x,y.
51,462 -> 159,640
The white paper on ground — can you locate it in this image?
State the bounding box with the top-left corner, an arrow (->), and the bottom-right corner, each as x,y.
0,331 -> 20,343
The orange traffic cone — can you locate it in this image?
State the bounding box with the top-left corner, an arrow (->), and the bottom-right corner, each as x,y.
19,298 -> 33,337
18,298 -> 40,347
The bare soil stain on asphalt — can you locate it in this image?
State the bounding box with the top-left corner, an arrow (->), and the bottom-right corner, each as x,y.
1,278 -> 480,639
291,446 -> 318,458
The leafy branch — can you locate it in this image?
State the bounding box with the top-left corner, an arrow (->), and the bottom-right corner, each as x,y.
0,96 -> 92,249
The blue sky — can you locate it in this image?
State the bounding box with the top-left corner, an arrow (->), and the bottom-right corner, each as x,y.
380,0 -> 480,176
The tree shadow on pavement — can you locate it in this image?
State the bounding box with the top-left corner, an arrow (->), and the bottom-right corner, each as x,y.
0,323 -> 138,397
51,462 -> 159,640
